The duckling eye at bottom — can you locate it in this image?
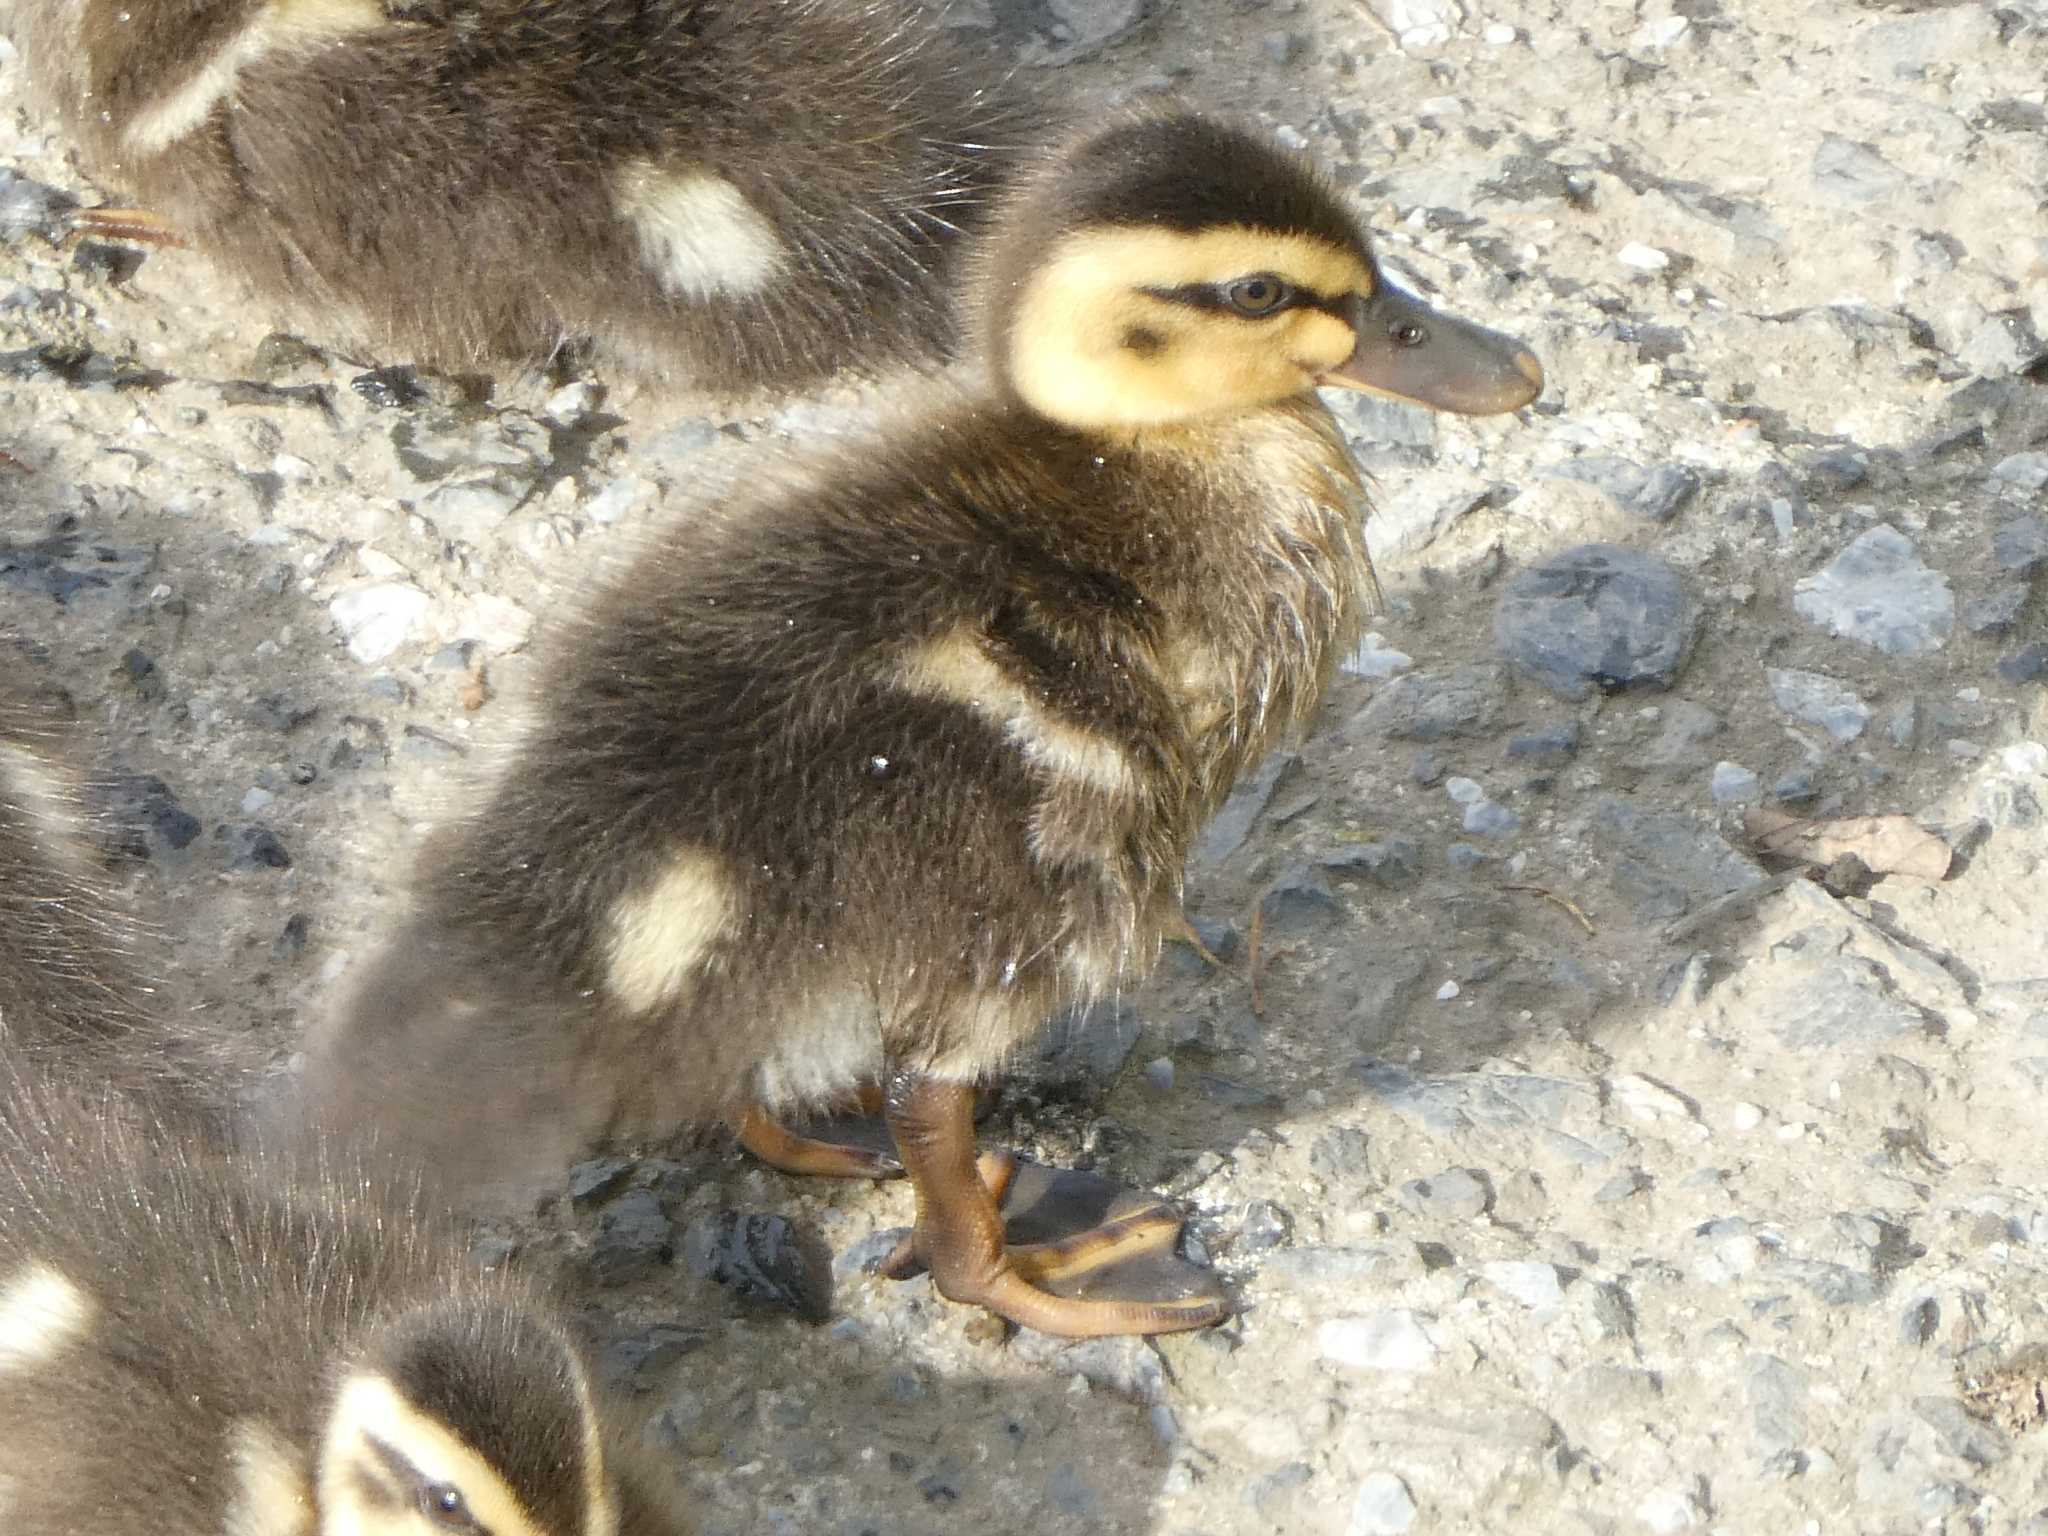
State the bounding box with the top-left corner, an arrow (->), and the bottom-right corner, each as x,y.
1225,275 -> 1292,316
417,1482 -> 476,1530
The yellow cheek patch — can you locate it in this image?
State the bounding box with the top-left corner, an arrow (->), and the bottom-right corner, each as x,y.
1004,224 -> 1374,428
1287,310 -> 1357,372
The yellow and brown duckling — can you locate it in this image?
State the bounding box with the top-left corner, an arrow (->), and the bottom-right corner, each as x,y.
0,674 -> 690,1536
0,1064 -> 693,1536
10,0 -> 1035,388
302,112 -> 1543,1338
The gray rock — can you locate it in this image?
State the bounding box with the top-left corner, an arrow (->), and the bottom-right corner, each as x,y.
1773,769 -> 1820,805
1318,837 -> 1422,886
1351,665 -> 1507,740
1998,643 -> 2048,684
1963,583 -> 2030,636
1308,1128 -> 1372,1184
1767,667 -> 1870,742
220,824 -> 291,871
1748,1355 -> 1808,1459
1912,1398 -> 2010,1467
1992,452 -> 2048,491
567,1157 -> 634,1208
1994,514 -> 2048,577
1548,454 -> 1698,522
1762,955 -> 1932,1051
1260,864 -> 1342,932
1590,796 -> 1765,920
1792,526 -> 1954,656
0,168 -> 75,244
1328,391 -> 1437,458
680,1210 -> 826,1321
1349,1472 -> 1419,1535
1494,544 -> 1697,699
1507,721 -> 1581,762
99,774 -> 202,858
1480,1259 -> 1566,1309
1396,1166 -> 1492,1220
1961,310 -> 2044,378
1359,1063 -> 1598,1140
1711,761 -> 1760,804
590,1190 -> 674,1284
1029,998 -> 1143,1089
1813,134 -> 1907,203
1463,800 -> 1519,837
1190,751 -> 1296,866
1445,842 -> 1490,871
1644,700 -> 1724,766
600,1323 -> 710,1393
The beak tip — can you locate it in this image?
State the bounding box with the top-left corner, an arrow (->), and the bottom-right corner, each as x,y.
1512,349 -> 1545,395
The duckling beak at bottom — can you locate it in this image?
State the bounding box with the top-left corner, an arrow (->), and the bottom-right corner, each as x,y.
1320,282 -> 1544,415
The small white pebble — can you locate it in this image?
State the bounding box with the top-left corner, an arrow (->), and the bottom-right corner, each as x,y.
1444,776 -> 1484,805
1618,242 -> 1671,271
1482,22 -> 1515,43
1435,980 -> 1461,1001
241,786 -> 275,815
1731,1102 -> 1763,1132
1775,1121 -> 1806,1142
1635,15 -> 1689,48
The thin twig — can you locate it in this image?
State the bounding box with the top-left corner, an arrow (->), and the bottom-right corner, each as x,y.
1502,882 -> 1596,936
1247,906 -> 1266,1018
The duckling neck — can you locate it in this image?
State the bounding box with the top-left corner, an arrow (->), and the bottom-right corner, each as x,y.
1047,394 -> 1378,816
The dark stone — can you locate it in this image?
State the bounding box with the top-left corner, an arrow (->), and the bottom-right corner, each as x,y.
0,169 -> 75,244
351,365 -> 431,410
589,1189 -> 674,1284
98,774 -> 201,858
1588,796 -> 1763,921
680,1210 -> 827,1321
599,1323 -> 710,1392
1351,664 -> 1508,740
1317,836 -> 1421,886
566,1156 -> 634,1208
1912,1397 -> 2011,1467
1308,1127 -> 1371,1183
274,912 -> 310,959
1507,721 -> 1582,762
117,647 -> 164,703
1190,751 -> 1297,867
1963,584 -> 2030,636
1236,1199 -> 1293,1252
0,342 -> 168,392
251,333 -> 326,376
1992,514 -> 2048,576
251,693 -> 320,732
221,824 -> 291,871
0,525 -> 151,604
1030,998 -> 1143,1090
1997,643 -> 2048,684
1494,544 -> 1697,699
1260,863 -> 1341,931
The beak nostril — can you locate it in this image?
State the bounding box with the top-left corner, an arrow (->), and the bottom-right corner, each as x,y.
1513,350 -> 1545,392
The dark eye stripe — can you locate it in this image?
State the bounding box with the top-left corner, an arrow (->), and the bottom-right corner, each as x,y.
1139,283 -> 1351,320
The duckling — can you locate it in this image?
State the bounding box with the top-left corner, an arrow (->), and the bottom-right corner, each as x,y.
10,0 -> 1036,388
0,1062 -> 693,1535
301,112 -> 1543,1338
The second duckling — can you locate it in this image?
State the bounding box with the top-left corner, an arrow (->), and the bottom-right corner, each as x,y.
304,112 -> 1543,1338
11,0 -> 1036,388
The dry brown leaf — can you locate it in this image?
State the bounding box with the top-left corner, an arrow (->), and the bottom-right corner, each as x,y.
1742,808 -> 1952,881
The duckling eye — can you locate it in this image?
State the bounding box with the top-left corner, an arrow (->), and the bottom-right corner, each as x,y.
1224,275 -> 1292,317
417,1482 -> 476,1531
1392,319 -> 1428,348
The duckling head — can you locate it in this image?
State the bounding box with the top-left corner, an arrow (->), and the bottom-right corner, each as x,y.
984,114 -> 1544,431
318,1298 -> 617,1536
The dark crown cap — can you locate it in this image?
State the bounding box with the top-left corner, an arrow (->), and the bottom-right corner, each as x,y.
1042,115 -> 1370,258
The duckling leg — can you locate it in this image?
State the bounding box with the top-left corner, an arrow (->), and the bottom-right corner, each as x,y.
880,1072 -> 1228,1337
68,207 -> 188,248
734,1105 -> 900,1178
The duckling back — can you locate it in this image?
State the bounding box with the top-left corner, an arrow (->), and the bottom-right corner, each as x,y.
13,0 -> 1038,387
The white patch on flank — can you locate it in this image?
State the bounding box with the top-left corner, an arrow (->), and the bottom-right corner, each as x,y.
222,1418 -> 313,1536
0,1264 -> 93,1372
754,988 -> 885,1109
898,630 -> 1137,797
612,162 -> 787,300
0,743 -> 88,871
604,850 -> 735,1012
122,0 -> 385,156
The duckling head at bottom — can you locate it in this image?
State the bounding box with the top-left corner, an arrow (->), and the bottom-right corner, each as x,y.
303,112 -> 1542,1339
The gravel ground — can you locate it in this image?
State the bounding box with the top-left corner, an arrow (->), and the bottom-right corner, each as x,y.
4,0 -> 2048,1532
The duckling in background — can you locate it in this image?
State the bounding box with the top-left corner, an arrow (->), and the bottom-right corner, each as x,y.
10,0 -> 1035,388
0,674 -> 693,1536
303,112 -> 1543,1338
0,1066 -> 696,1536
